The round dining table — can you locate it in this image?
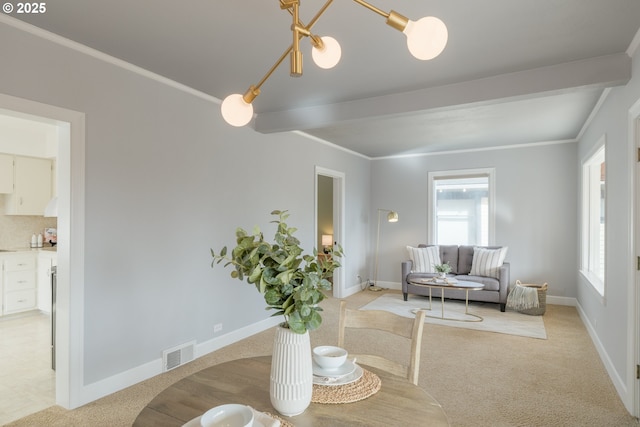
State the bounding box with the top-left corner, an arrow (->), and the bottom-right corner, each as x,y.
133,355 -> 450,427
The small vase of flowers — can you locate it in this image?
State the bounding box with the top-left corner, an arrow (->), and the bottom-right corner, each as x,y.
434,262 -> 452,279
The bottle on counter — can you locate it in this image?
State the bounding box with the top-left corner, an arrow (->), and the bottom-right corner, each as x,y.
37,233 -> 43,248
31,234 -> 37,248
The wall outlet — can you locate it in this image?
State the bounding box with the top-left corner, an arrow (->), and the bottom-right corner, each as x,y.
214,323 -> 223,333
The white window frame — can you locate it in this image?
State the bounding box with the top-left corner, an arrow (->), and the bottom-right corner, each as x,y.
428,168 -> 496,245
580,139 -> 606,297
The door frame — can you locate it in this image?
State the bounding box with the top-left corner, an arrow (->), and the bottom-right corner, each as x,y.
315,166 -> 346,298
630,100 -> 640,417
0,92 -> 86,409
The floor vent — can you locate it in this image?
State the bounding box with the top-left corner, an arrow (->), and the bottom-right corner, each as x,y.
162,340 -> 196,372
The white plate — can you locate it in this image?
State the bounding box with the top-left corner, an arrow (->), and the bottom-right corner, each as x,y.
313,364 -> 363,386
313,359 -> 356,377
182,416 -> 264,427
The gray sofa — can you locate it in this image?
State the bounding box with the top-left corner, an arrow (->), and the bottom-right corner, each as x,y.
401,244 -> 510,312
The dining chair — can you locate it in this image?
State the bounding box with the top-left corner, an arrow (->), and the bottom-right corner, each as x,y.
337,300 -> 426,385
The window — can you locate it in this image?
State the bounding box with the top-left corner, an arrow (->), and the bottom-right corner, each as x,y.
428,169 -> 495,246
581,143 -> 606,295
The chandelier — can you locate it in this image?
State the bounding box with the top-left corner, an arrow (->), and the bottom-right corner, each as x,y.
221,0 -> 448,127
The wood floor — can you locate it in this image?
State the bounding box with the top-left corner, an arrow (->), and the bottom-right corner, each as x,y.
0,310 -> 55,425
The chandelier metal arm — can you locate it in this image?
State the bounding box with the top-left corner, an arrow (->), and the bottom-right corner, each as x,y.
223,0 -> 446,127
351,0 -> 387,18
352,0 -> 409,32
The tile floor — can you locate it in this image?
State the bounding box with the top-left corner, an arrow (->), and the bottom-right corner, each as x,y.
0,310 -> 55,425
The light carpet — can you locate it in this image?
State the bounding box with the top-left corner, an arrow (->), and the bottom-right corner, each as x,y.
360,293 -> 547,339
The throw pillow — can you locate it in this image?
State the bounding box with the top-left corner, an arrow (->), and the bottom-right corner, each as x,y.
470,247 -> 508,279
406,246 -> 440,273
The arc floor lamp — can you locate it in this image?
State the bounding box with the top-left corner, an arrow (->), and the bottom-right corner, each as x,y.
373,209 -> 398,290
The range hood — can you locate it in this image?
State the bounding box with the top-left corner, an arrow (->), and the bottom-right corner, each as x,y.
44,196 -> 58,217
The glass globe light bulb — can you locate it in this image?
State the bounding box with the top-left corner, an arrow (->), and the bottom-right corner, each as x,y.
311,36 -> 342,69
403,16 -> 448,60
221,93 -> 254,127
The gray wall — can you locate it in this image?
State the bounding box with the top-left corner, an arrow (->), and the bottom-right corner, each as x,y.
371,142 -> 579,298
577,49 -> 640,398
0,20 -> 370,390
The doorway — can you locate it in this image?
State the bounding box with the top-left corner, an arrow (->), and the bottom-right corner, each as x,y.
0,110 -> 59,422
315,166 -> 345,298
0,92 -> 86,411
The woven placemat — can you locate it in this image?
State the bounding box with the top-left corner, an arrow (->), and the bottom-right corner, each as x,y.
264,412 -> 295,427
311,369 -> 381,404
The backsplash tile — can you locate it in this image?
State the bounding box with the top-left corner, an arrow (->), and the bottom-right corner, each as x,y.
0,196 -> 57,249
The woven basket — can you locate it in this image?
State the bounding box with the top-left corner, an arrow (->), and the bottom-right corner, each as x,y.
514,280 -> 548,315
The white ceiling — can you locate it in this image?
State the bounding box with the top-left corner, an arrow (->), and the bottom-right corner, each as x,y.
10,0 -> 640,158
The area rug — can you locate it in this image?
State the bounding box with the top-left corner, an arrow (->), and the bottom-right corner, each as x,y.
360,293 -> 547,339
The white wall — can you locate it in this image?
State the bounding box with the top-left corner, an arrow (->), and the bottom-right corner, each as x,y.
0,18 -> 370,402
577,47 -> 640,411
371,141 -> 579,298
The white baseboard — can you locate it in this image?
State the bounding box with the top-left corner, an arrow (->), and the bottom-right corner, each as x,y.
78,316 -> 281,407
74,287 -> 583,408
369,281 -> 401,291
546,295 -> 576,306
574,301 -> 630,412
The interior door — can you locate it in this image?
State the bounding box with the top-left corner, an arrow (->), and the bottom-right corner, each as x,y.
315,167 -> 345,298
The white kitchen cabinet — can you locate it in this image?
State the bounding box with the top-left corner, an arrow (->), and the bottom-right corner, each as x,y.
0,153 -> 13,193
4,155 -> 52,215
2,253 -> 37,315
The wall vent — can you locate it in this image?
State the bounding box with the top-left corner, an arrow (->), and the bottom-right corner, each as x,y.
162,340 -> 196,372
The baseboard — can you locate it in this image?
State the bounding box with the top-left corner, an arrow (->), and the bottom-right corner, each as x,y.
77,316 -> 281,407
74,288 -> 582,408
546,295 -> 576,306
369,281 -> 401,291
575,301 -> 631,413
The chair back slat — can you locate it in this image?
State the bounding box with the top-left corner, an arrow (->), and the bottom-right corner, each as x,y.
338,300 -> 426,385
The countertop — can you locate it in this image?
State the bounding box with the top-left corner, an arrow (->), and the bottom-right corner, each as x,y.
0,246 -> 57,253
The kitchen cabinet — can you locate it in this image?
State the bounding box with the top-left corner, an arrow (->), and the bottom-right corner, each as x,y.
2,253 -> 37,315
0,153 -> 13,193
4,155 -> 52,215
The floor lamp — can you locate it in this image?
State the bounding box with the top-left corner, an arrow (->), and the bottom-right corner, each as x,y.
373,209 -> 399,291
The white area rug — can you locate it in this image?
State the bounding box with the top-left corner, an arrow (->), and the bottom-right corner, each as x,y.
360,293 -> 547,339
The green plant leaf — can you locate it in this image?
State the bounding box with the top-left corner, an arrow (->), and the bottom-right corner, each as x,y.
210,209 -> 344,334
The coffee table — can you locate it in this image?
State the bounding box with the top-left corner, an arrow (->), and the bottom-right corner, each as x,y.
407,278 -> 485,322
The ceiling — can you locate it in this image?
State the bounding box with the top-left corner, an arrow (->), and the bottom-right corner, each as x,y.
10,0 -> 640,158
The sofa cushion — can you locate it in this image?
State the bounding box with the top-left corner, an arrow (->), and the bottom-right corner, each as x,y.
438,245 -> 460,274
457,245 -> 475,275
455,275 -> 500,291
418,244 -> 459,274
469,246 -> 508,279
406,246 -> 441,273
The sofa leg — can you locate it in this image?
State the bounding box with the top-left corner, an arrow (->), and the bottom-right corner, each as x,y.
500,303 -> 506,312
403,293 -> 408,301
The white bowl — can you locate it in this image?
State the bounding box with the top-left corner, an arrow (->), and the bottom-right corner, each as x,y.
313,345 -> 348,370
200,404 -> 254,427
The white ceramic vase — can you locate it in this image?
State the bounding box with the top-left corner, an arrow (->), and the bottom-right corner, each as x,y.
270,325 -> 313,416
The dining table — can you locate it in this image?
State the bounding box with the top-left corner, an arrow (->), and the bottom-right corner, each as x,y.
133,355 -> 450,427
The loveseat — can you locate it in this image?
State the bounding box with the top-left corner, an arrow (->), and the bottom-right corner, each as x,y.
401,244 -> 510,312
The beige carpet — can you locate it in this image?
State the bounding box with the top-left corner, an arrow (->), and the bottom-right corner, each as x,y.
361,293 -> 547,339
5,290 -> 639,427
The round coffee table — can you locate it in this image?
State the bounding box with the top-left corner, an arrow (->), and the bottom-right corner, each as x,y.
407,278 -> 485,322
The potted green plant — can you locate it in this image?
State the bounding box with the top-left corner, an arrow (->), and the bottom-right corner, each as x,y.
210,209 -> 343,334
210,209 -> 344,416
434,262 -> 452,279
